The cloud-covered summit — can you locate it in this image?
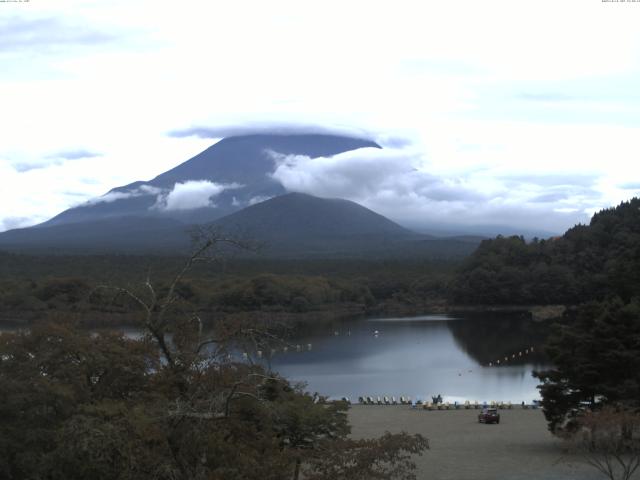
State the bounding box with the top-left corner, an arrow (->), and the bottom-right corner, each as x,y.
167,122 -> 412,150
167,122 -> 367,140
11,132 -> 377,230
1,1 -> 639,235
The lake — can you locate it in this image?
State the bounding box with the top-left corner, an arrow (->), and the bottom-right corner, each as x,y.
0,312 -> 551,404
266,313 -> 550,404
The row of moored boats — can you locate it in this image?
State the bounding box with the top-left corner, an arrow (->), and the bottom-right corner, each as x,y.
340,397 -> 540,409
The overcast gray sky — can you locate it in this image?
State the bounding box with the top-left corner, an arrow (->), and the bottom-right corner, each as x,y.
1,0 -> 640,234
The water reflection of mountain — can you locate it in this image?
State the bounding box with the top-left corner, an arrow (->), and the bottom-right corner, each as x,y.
446,315 -> 550,366
272,314 -> 548,402
274,314 -> 551,371
273,317 -> 407,366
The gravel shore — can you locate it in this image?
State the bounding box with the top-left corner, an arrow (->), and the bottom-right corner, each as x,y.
348,405 -> 602,480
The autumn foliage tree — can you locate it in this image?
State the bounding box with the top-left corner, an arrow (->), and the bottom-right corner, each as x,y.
0,229 -> 428,480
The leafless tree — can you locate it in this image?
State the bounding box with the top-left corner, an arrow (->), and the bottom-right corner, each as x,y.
565,406 -> 640,480
95,226 -> 289,413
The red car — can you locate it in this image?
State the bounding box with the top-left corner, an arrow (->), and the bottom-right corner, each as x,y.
478,408 -> 500,424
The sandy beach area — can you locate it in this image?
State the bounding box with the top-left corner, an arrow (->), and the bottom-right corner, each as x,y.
348,405 -> 602,480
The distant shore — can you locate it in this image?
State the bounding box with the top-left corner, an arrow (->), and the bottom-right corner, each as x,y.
348,405 -> 597,480
0,302 -> 565,331
366,300 -> 566,320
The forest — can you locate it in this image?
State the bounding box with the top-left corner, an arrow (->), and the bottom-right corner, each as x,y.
0,253 -> 455,328
2,199 -> 640,478
451,198 -> 640,306
0,233 -> 430,480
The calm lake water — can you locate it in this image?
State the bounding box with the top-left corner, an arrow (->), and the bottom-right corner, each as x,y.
266,313 -> 550,404
0,313 -> 550,403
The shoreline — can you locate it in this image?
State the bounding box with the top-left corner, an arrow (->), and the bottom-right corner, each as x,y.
0,302 -> 565,329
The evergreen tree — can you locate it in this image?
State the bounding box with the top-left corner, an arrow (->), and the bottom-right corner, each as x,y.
534,298 -> 640,433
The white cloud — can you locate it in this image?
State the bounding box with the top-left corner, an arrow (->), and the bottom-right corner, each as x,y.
47,149 -> 102,160
0,216 -> 33,231
1,0 -> 640,233
85,184 -> 162,205
153,180 -> 241,211
268,145 -> 606,233
248,195 -> 272,206
88,191 -> 134,204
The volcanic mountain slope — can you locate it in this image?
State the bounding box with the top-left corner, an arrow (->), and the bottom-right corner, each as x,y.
40,134 -> 380,227
0,216 -> 188,252
212,192 -> 415,256
0,133 -> 481,257
0,192 -> 479,257
212,192 -> 480,257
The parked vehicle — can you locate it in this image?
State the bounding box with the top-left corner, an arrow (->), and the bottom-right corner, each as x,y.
478,408 -> 500,424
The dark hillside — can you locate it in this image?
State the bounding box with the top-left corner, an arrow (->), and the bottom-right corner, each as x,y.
0,192 -> 479,258
0,217 -> 190,253
213,192 -> 413,240
450,198 -> 640,305
213,193 -> 477,258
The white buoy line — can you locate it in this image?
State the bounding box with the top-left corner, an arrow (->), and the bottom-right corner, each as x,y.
235,343 -> 313,359
487,346 -> 536,367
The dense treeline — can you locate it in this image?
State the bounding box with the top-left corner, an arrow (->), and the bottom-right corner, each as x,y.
451,198 -> 640,305
0,233 -> 429,479
0,252 -> 457,281
448,198 -> 640,436
534,298 -> 640,433
0,320 -> 428,479
462,199 -> 640,437
0,256 -> 455,326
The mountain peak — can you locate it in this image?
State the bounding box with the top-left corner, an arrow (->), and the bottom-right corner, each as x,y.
39,133 -> 379,228
0,131 -> 482,257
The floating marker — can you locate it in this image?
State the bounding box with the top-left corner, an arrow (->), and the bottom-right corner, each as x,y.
296,345 -> 301,352
243,352 -> 248,359
489,362 -> 493,367
283,346 -> 288,353
257,350 -> 263,358
307,343 -> 312,351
